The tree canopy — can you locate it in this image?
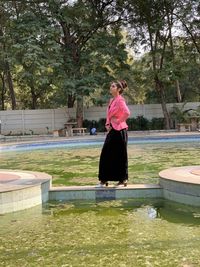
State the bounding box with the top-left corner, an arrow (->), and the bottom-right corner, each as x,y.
0,0 -> 199,128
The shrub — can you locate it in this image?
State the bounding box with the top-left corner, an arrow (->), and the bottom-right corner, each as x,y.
127,118 -> 137,130
83,119 -> 95,129
150,118 -> 165,130
135,115 -> 150,130
83,118 -> 106,132
97,118 -> 106,132
83,116 -> 165,132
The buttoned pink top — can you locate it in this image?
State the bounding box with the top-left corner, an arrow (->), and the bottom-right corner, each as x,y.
106,95 -> 130,131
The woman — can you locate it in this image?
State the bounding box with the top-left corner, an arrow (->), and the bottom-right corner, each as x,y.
97,80 -> 130,187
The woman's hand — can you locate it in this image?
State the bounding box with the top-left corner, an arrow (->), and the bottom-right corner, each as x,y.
106,125 -> 112,132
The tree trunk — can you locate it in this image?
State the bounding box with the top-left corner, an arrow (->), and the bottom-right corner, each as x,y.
175,80 -> 182,102
0,73 -> 6,110
155,76 -> 172,129
76,96 -> 83,127
67,93 -> 76,108
180,20 -> 200,55
148,26 -> 172,130
60,20 -> 84,125
30,86 -> 37,109
151,50 -> 172,129
5,61 -> 16,110
166,7 -> 182,104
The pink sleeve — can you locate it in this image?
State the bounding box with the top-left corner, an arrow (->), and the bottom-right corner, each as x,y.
118,98 -> 130,122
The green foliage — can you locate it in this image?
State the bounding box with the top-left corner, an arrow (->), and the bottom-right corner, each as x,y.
150,118 -> 165,130
0,0 -> 199,113
170,103 -> 192,123
83,118 -> 106,132
170,104 -> 200,129
97,118 -> 107,132
128,116 -> 150,131
83,116 -> 165,131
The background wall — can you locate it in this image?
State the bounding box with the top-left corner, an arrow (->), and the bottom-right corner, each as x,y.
0,102 -> 199,135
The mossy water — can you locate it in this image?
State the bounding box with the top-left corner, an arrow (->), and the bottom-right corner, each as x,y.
1,140 -> 200,266
0,142 -> 200,186
0,199 -> 200,267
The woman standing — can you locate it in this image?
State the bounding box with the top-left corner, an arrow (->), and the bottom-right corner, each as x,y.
97,80 -> 130,187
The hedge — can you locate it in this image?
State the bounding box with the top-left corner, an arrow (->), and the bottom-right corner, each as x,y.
83,116 -> 165,132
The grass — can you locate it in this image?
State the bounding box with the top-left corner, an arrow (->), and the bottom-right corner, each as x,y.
0,142 -> 200,186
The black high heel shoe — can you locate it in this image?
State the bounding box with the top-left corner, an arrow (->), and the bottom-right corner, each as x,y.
116,180 -> 127,187
95,181 -> 109,188
124,180 -> 127,187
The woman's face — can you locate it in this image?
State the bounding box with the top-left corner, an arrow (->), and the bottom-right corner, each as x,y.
110,82 -> 119,96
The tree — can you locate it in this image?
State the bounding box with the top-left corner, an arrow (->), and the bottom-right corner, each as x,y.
175,0 -> 200,55
0,0 -> 199,120
124,0 -> 200,128
0,2 -> 17,109
12,8 -> 56,109
39,0 -> 125,126
126,0 -> 178,128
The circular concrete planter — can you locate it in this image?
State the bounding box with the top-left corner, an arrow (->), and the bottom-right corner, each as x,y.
0,170 -> 52,214
159,166 -> 200,206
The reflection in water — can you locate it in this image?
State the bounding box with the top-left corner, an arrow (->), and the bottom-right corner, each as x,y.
147,207 -> 160,219
146,201 -> 200,225
158,201 -> 200,225
0,199 -> 200,267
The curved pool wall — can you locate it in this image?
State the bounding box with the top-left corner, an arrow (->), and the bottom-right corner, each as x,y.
0,133 -> 200,152
0,170 -> 51,214
159,166 -> 200,206
1,165 -> 200,214
49,165 -> 200,207
0,169 -> 163,214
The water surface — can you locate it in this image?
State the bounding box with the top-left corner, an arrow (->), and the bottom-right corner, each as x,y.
0,199 -> 200,267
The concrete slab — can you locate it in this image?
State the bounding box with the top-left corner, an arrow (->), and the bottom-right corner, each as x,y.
49,184 -> 162,201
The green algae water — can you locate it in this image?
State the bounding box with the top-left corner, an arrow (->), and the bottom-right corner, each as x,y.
0,199 -> 200,267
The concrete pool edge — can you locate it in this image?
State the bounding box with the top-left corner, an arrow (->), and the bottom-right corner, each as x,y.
159,166 -> 200,206
0,170 -> 51,214
49,165 -> 200,206
0,170 -> 163,214
49,184 -> 163,201
1,165 -> 200,214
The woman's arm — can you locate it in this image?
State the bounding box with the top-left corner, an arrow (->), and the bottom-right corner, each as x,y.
118,98 -> 130,122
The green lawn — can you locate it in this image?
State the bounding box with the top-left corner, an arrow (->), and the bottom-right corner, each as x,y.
0,142 -> 200,186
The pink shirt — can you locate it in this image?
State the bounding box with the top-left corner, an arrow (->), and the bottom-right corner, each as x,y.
106,95 -> 130,131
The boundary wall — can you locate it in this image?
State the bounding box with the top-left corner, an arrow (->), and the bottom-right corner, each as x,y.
0,102 -> 199,135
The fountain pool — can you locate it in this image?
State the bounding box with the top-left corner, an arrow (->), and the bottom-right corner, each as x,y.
0,198 -> 200,267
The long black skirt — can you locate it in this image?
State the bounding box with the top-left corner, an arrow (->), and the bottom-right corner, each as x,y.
98,128 -> 128,182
